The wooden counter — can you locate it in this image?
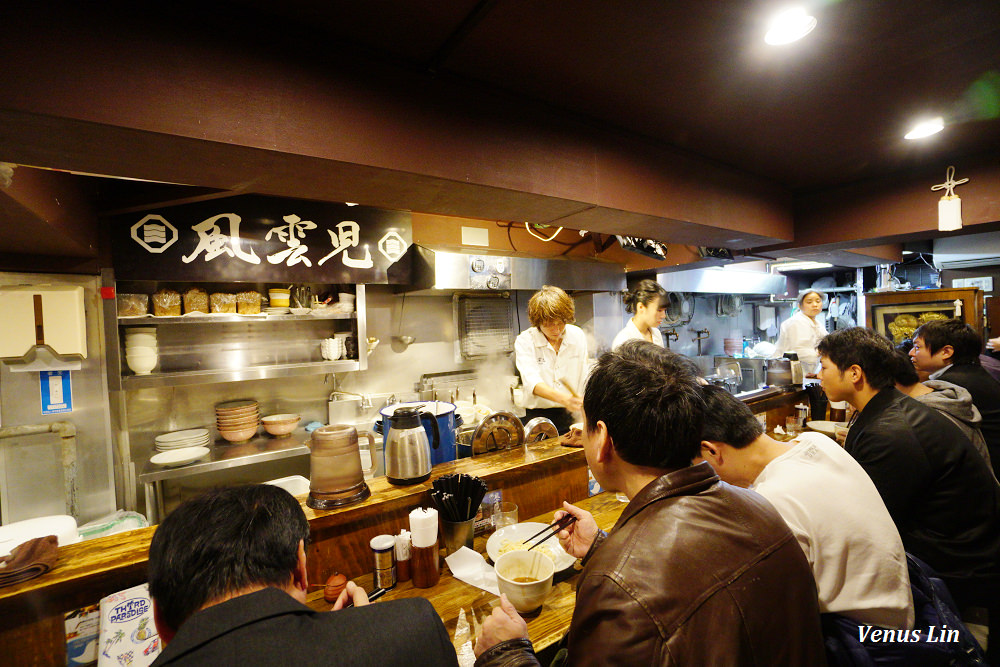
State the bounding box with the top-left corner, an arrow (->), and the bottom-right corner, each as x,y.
304,492 -> 628,660
0,439 -> 588,664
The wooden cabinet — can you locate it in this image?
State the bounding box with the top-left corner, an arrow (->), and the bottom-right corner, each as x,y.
865,287 -> 984,345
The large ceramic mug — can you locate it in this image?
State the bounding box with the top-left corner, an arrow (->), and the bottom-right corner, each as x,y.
307,425 -> 375,509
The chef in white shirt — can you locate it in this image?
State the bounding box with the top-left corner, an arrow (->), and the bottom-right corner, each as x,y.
611,279 -> 667,350
772,290 -> 827,374
514,285 -> 588,433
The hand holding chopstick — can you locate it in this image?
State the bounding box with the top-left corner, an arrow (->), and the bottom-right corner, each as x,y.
526,514 -> 577,551
547,502 -> 601,559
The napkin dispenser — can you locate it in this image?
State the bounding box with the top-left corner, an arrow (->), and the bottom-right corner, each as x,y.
0,285 -> 87,372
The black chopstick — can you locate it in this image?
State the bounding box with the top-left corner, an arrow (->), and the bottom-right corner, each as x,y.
524,514 -> 577,550
342,586 -> 388,609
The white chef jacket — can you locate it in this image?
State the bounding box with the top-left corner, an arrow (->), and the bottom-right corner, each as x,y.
772,310 -> 827,372
611,319 -> 664,351
514,324 -> 589,410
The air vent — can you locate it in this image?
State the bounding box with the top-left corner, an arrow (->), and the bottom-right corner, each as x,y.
455,294 -> 513,359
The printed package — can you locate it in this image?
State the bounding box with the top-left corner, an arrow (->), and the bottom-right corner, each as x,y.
98,583 -> 160,667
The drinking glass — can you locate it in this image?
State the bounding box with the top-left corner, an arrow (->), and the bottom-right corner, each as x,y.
494,502 -> 518,529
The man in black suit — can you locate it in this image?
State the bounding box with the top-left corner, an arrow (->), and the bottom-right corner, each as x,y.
911,318 -> 1000,478
148,484 -> 458,666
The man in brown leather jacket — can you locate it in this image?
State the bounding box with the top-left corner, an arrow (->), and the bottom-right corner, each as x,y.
474,341 -> 826,666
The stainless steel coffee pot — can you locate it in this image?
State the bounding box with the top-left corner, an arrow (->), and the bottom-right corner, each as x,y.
384,406 -> 440,485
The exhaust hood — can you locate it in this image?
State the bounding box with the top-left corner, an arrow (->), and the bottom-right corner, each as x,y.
656,267 -> 787,295
397,245 -> 625,294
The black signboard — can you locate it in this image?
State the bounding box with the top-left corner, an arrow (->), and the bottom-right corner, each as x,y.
109,195 -> 412,283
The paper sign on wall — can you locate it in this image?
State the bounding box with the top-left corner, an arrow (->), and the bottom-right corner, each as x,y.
40,370 -> 73,414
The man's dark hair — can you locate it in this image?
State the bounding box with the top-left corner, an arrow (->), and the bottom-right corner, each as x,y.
583,340 -> 705,468
699,385 -> 763,449
913,318 -> 982,366
148,484 -> 310,632
890,349 -> 921,386
816,327 -> 896,391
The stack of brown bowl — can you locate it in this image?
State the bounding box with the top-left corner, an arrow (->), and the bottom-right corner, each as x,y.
216,400 -> 260,443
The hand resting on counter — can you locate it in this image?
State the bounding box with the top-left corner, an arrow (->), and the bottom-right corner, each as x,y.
474,594 -> 529,658
333,580 -> 370,610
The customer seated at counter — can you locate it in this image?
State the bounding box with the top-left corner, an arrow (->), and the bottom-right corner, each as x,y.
890,348 -> 993,471
475,340 -> 826,666
910,318 -> 1000,479
514,285 -> 589,433
816,328 -> 1000,616
697,384 -> 914,630
148,484 -> 459,666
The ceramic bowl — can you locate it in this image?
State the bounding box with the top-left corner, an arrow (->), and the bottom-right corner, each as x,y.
124,333 -> 157,346
218,424 -> 258,443
494,550 -> 555,614
215,405 -> 259,418
261,414 -> 300,437
217,415 -> 259,428
125,354 -> 157,375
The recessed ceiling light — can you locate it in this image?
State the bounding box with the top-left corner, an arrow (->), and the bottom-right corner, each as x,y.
344,202 -> 359,206
764,7 -> 817,45
904,117 -> 945,140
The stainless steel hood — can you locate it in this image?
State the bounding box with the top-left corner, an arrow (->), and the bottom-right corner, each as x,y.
656,267 -> 786,295
397,245 -> 625,294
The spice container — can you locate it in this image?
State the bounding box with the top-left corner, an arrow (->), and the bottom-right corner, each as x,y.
370,534 -> 396,590
395,530 -> 411,582
409,507 -> 440,588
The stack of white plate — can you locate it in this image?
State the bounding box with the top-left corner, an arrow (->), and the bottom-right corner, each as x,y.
264,306 -> 290,315
124,327 -> 158,375
155,428 -> 211,452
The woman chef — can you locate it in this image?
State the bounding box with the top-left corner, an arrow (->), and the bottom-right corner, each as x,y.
611,279 -> 667,350
772,289 -> 827,374
514,285 -> 589,433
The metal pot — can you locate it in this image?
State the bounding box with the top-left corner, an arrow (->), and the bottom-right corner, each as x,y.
765,358 -> 793,387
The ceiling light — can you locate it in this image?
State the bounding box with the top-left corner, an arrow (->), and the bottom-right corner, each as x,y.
904,117 -> 944,140
771,260 -> 833,272
345,202 -> 359,207
764,7 -> 817,45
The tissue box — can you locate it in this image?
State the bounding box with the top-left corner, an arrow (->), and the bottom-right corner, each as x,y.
475,490 -> 503,535
98,583 -> 160,666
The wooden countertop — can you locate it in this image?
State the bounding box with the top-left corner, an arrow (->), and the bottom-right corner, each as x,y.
0,438 -> 587,621
304,491 -> 628,658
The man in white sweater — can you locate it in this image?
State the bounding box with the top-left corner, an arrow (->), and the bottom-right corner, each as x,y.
696,385 -> 914,630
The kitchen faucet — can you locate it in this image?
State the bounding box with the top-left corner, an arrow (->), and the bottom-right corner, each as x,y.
329,390 -> 373,410
663,328 -> 679,349
692,328 -> 710,356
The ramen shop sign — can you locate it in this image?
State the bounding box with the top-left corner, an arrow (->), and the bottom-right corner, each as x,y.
110,195 -> 412,283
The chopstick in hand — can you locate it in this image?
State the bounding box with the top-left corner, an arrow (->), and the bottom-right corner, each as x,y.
526,514 -> 577,550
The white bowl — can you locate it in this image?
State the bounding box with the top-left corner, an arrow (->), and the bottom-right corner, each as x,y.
125,343 -> 157,352
290,307 -> 310,315
494,550 -> 555,614
125,333 -> 157,346
126,354 -> 157,375
126,350 -> 158,362
486,522 -> 576,571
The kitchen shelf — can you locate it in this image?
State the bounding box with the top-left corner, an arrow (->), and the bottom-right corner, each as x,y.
118,311 -> 355,325
122,359 -> 362,389
137,433 -> 311,484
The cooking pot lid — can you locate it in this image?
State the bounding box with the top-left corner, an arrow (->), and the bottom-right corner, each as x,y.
380,400 -> 456,419
471,411 -> 524,454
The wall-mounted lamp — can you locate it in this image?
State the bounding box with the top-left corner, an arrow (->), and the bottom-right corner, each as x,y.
931,166 -> 969,232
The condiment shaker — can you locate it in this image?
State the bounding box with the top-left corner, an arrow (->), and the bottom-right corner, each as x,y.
370,534 -> 397,590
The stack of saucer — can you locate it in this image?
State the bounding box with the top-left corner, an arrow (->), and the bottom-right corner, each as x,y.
155,428 -> 210,452
264,306 -> 290,315
216,399 -> 260,444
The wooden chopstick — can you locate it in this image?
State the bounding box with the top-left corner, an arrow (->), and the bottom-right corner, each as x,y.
526,515 -> 577,550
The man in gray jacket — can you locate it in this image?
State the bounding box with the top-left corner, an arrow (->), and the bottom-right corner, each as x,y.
474,341 -> 826,667
891,349 -> 992,470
